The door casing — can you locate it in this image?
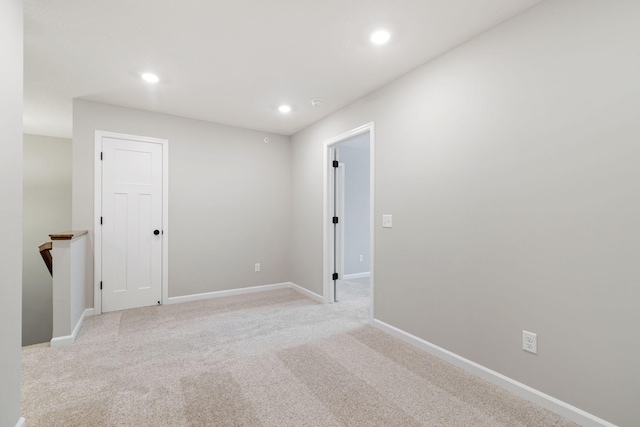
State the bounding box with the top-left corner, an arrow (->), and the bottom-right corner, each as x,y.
323,122 -> 375,323
94,131 -> 169,315
336,162 -> 345,300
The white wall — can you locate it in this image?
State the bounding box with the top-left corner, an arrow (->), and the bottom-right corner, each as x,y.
290,1 -> 640,425
338,137 -> 370,275
0,0 -> 23,424
23,134 -> 72,346
73,100 -> 291,305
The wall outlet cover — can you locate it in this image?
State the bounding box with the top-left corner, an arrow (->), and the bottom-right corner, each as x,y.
523,330 -> 537,354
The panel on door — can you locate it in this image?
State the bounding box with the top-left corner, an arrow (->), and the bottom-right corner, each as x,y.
102,137 -> 162,312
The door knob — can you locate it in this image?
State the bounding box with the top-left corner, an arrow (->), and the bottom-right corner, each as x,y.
154,230 -> 160,235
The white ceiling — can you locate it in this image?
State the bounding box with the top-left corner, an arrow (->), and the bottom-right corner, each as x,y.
24,0 -> 542,139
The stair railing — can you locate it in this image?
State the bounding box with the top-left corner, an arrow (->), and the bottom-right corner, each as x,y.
39,241 -> 53,276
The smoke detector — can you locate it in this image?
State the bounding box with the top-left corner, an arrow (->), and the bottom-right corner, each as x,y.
311,99 -> 324,107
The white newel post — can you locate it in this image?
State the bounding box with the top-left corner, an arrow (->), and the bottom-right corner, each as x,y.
50,230 -> 89,347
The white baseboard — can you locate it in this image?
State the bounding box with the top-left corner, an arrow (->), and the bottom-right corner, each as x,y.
15,417 -> 26,427
343,272 -> 370,280
288,282 -> 324,303
166,282 -> 325,306
50,308 -> 94,348
372,319 -> 616,427
166,282 -> 292,305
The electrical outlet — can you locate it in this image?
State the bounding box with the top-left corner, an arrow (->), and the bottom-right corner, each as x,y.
254,263 -> 261,272
359,254 -> 364,262
523,330 -> 537,354
382,214 -> 393,228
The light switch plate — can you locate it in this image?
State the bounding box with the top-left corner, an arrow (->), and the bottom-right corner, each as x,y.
382,214 -> 392,228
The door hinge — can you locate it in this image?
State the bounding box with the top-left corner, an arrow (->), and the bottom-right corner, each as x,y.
100,152 -> 103,160
100,281 -> 103,290
332,160 -> 339,168
332,216 -> 339,224
332,273 -> 339,281
100,216 -> 103,225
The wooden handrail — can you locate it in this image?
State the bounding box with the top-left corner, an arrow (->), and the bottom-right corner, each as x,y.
39,231 -> 87,277
39,241 -> 53,276
49,230 -> 88,240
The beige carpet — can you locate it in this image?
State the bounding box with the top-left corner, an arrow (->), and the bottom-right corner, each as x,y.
23,288 -> 577,426
336,277 -> 370,302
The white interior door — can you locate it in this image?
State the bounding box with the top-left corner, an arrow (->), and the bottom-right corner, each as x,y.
101,137 -> 163,312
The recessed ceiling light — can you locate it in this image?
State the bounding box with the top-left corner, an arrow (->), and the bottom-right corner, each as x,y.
371,30 -> 391,45
141,72 -> 159,83
278,105 -> 292,113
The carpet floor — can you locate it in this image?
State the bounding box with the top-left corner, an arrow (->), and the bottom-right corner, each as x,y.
22,288 -> 577,426
336,277 -> 370,302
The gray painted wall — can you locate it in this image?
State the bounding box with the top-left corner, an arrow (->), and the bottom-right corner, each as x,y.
338,138 -> 370,275
0,0 -> 23,424
290,1 -> 640,425
73,100 -> 291,305
23,134 -> 72,346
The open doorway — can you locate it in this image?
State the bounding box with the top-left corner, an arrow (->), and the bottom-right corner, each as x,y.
323,123 -> 374,322
335,135 -> 370,302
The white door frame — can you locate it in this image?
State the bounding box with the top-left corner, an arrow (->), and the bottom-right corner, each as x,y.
94,131 -> 169,315
323,122 -> 375,323
336,163 -> 345,290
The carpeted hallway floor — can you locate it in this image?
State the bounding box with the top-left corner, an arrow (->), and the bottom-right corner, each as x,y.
22,288 -> 577,426
336,277 -> 370,302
